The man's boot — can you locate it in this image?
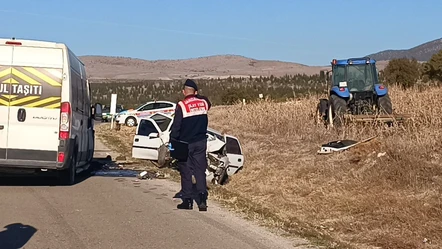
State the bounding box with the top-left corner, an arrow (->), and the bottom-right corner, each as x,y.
173,190 -> 183,198
197,193 -> 207,211
177,198 -> 193,210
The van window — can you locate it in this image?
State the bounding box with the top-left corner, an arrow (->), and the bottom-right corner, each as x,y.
69,50 -> 82,75
71,70 -> 81,111
80,64 -> 88,114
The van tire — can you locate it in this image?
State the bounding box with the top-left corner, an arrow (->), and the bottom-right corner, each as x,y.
59,149 -> 77,186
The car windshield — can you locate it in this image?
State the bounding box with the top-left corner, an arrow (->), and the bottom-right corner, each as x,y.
333,64 -> 375,92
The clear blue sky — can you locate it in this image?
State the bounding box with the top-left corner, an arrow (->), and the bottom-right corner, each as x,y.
1,0 -> 441,66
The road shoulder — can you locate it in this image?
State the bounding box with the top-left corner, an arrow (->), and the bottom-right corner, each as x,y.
93,129 -> 321,249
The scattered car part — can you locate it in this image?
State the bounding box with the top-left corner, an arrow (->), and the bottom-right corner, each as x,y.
317,135 -> 377,154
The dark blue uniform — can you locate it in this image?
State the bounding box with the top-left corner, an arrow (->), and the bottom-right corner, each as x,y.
170,81 -> 211,211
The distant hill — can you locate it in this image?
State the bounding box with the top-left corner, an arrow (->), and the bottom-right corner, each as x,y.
79,38 -> 442,81
79,55 -> 328,81
367,38 -> 442,61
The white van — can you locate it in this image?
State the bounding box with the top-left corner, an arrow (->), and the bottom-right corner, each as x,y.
0,38 -> 103,185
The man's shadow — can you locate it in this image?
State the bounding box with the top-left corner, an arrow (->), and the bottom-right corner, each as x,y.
0,223 -> 37,249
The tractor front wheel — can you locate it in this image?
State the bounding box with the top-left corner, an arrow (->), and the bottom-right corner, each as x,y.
329,94 -> 347,127
377,94 -> 393,114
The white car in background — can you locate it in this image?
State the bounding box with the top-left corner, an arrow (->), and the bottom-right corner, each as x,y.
131,112 -> 244,185
115,100 -> 176,127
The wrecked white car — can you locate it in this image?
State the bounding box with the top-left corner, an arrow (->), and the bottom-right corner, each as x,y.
131,112 -> 244,185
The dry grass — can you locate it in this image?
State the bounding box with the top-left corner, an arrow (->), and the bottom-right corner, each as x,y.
207,85 -> 442,249
97,85 -> 442,249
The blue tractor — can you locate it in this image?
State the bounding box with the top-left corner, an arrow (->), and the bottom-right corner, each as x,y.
316,57 -> 394,127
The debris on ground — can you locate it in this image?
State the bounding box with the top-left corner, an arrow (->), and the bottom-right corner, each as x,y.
92,169 -> 140,177
102,162 -> 124,170
377,152 -> 387,158
155,172 -> 170,179
137,171 -> 152,180
136,171 -> 170,180
317,135 -> 377,154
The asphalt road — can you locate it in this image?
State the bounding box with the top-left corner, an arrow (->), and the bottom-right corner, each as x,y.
0,137 -> 314,249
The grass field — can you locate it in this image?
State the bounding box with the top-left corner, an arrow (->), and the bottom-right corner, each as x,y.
96,84 -> 442,249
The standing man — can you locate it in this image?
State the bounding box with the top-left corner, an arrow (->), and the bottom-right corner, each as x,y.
170,79 -> 211,211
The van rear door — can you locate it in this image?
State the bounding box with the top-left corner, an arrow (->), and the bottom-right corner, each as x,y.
0,44 -> 13,160
6,45 -> 63,163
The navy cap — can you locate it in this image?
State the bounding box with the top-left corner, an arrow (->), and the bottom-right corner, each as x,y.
184,79 -> 198,91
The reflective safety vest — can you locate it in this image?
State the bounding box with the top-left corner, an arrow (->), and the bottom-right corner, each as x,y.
170,95 -> 211,144
178,96 -> 210,118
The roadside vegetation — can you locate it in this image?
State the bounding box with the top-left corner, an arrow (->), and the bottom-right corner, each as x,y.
93,50 -> 442,249
90,51 -> 442,109
90,74 -> 326,108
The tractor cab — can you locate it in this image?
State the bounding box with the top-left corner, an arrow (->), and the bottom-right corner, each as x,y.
329,57 -> 380,93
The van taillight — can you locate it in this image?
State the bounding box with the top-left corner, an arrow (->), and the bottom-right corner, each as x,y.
58,152 -> 65,162
5,41 -> 22,45
59,102 -> 71,140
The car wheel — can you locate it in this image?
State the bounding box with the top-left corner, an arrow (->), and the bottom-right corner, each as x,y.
157,144 -> 170,168
218,168 -> 229,185
125,117 -> 137,127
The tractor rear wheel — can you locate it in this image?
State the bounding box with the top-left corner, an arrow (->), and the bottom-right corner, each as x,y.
329,94 -> 347,127
377,94 -> 393,114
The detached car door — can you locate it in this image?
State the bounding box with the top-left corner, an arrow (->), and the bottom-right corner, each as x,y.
224,135 -> 244,175
132,118 -> 163,160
